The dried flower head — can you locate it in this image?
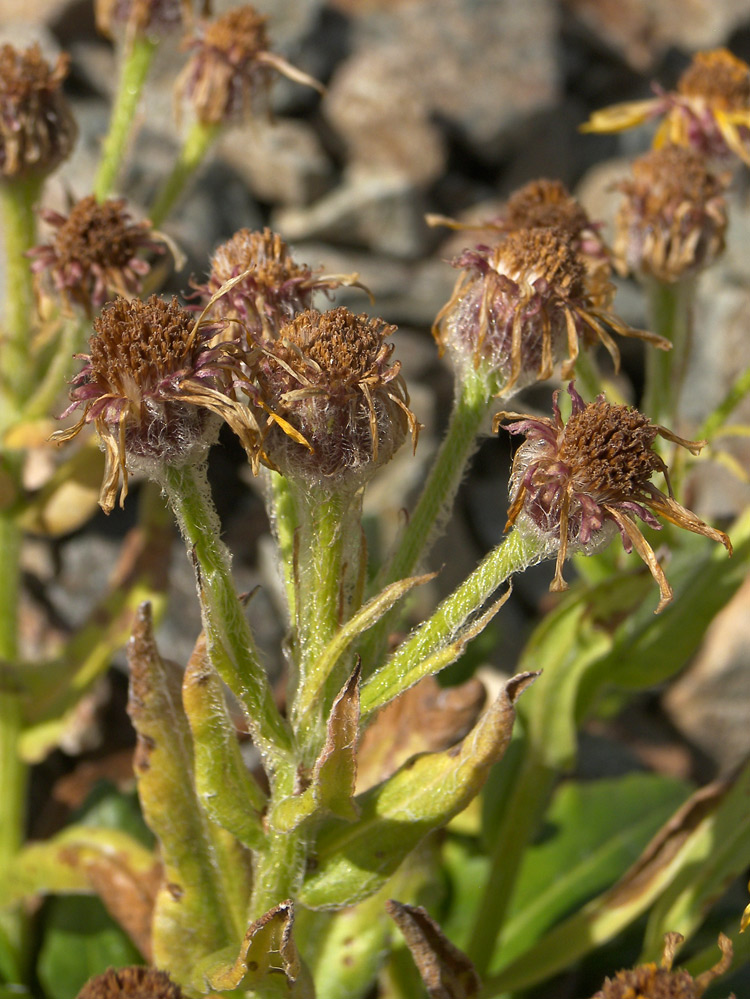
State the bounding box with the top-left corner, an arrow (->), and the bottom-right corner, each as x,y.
496,383 -> 732,611
433,226 -> 667,396
614,145 -> 728,282
95,0 -> 192,40
428,179 -> 612,297
178,5 -> 324,126
582,48 -> 750,166
29,196 -> 168,316
593,931 -> 734,999
197,227 -> 362,338
55,295 -> 259,512
76,965 -> 184,998
0,43 -> 77,180
249,306 -> 418,487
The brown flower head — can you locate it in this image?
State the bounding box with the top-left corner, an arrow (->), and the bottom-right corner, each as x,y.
615,146 -> 728,282
496,383 -> 732,611
433,226 -> 667,397
179,5 -> 324,126
76,965 -> 183,998
581,48 -> 750,166
28,195 -> 168,316
428,179 -> 612,300
0,43 -> 77,180
55,295 -> 259,512
593,932 -> 734,999
196,227 -> 362,338
95,0 -> 192,40
249,306 -> 418,487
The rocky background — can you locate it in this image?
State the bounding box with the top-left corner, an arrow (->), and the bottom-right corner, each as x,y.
6,0 -> 750,840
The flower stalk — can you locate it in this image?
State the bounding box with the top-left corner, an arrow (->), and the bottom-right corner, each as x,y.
642,276 -> 695,428
94,35 -> 158,200
162,461 -> 293,770
149,118 -> 221,226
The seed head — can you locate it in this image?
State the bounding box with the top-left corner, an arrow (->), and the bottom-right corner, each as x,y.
496,383 -> 732,611
29,196 -> 167,316
434,226 -> 667,397
249,306 -> 418,488
581,48 -> 750,166
197,227 -> 360,338
178,5 -> 324,126
615,146 -> 728,282
593,932 -> 733,999
0,43 -> 77,180
55,295 -> 259,512
76,965 -> 184,998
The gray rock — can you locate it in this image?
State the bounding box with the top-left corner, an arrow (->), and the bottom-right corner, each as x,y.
328,0 -> 560,164
274,171 -> 432,259
218,118 -> 333,207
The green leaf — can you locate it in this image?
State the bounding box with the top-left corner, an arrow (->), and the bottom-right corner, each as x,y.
481,762 -> 750,996
496,773 -> 691,969
182,632 -> 267,851
299,673 -> 536,909
37,896 -> 141,999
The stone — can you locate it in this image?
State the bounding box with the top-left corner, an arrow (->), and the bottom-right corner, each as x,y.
218,118 -> 333,206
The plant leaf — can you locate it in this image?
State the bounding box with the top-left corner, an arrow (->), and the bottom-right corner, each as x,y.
299,672 -> 536,909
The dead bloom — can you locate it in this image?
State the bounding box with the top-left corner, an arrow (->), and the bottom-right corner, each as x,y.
179,5 -> 323,126
496,383 -> 732,611
433,226 -> 667,396
0,43 -> 77,180
250,306 -> 419,486
54,295 -> 259,512
582,48 -> 750,166
76,965 -> 184,998
614,146 -> 728,282
29,195 -> 168,316
593,931 -> 734,999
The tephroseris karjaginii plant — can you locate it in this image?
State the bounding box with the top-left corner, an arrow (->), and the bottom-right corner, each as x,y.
1,8 -> 750,998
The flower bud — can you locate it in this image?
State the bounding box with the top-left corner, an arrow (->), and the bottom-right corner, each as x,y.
614,145 -> 728,283
250,306 -> 418,489
29,195 -> 167,316
0,43 -> 76,181
496,383 -> 732,611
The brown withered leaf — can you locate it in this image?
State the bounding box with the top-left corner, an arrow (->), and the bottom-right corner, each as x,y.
312,662 -> 361,820
356,675 -> 486,793
386,900 -> 481,999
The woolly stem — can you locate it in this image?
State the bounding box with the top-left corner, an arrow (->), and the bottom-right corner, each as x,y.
150,119 -> 221,226
94,35 -> 158,200
162,462 -> 293,771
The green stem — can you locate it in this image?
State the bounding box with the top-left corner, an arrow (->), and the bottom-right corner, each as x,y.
22,316 -> 87,421
290,485 -> 361,758
248,815 -> 303,922
266,470 -> 299,627
467,755 -> 556,975
642,277 -> 695,428
0,176 -> 42,409
162,462 -> 293,769
150,119 -> 221,227
360,529 -> 543,720
380,368 -> 491,589
94,36 -> 158,200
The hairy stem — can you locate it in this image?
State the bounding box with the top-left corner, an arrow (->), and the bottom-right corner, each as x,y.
94,36 -> 158,200
162,462 -> 293,770
150,119 -> 221,227
642,277 -> 695,428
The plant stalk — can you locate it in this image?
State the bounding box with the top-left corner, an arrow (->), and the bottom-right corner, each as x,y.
642,277 -> 695,428
162,462 -> 293,770
94,35 -> 158,200
150,119 -> 221,226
